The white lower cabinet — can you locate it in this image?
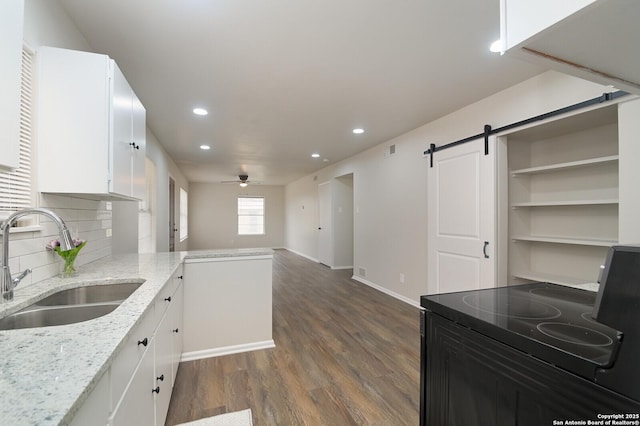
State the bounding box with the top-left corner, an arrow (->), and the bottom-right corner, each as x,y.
68,270 -> 183,425
69,372 -> 110,426
170,282 -> 184,385
154,310 -> 173,426
110,341 -> 156,426
109,276 -> 183,425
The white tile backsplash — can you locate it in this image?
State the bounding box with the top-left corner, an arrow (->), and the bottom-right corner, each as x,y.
1,194 -> 112,289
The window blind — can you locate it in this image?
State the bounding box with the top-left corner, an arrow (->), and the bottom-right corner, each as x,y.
0,46 -> 33,214
238,196 -> 265,235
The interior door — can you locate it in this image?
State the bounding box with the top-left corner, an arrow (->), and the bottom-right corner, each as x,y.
427,137 -> 496,294
317,181 -> 332,266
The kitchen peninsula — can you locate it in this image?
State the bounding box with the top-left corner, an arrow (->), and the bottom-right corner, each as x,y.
0,248 -> 273,426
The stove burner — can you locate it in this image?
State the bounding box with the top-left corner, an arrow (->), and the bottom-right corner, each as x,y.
536,322 -> 613,347
462,293 -> 561,320
529,287 -> 595,305
581,311 -> 598,323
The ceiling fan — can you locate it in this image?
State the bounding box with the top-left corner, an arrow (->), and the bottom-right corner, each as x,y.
221,174 -> 252,187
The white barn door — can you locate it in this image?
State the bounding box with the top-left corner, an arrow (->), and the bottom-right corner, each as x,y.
427,137 -> 497,294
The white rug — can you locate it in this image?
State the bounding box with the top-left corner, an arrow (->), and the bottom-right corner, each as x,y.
176,409 -> 253,426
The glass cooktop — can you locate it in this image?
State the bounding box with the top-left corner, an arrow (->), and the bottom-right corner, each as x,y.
421,283 -> 621,380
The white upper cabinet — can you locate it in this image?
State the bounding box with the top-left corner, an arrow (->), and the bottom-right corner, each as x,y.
500,0 -> 640,95
37,46 -> 146,200
0,0 -> 24,171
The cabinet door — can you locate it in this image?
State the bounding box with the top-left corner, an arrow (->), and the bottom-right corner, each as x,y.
131,94 -> 146,201
154,311 -> 173,426
170,282 -> 184,385
0,0 -> 24,171
112,63 -> 134,197
37,47 -> 111,195
111,341 -> 156,426
427,137 -> 497,293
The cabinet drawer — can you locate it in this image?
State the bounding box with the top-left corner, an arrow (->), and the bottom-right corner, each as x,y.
155,268 -> 183,321
110,305 -> 156,401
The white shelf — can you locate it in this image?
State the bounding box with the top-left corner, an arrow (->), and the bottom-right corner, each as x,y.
511,235 -> 617,247
511,155 -> 619,176
505,104 -> 620,289
511,199 -> 618,208
511,270 -> 593,287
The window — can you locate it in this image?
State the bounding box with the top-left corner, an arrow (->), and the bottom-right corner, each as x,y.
0,45 -> 34,221
179,187 -> 188,241
238,196 -> 265,235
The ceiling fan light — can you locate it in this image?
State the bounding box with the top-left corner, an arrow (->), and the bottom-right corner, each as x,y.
239,182 -> 248,187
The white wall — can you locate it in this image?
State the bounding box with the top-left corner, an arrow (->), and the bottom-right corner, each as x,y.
285,71 -> 612,304
188,183 -> 284,250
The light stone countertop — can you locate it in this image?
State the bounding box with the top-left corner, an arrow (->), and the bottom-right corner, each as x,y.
0,248 -> 273,426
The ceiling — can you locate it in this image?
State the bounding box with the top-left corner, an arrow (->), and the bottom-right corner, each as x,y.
58,0 -> 543,185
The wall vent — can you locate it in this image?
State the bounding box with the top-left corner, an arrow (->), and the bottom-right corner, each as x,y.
384,144 -> 396,158
358,267 -> 367,277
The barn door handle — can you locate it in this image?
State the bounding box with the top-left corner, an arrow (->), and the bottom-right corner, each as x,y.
483,241 -> 489,259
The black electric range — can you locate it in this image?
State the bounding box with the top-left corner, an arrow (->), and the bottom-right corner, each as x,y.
421,282 -> 621,381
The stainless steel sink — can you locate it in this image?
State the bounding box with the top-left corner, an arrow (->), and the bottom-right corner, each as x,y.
33,282 -> 143,306
0,303 -> 119,330
0,282 -> 144,331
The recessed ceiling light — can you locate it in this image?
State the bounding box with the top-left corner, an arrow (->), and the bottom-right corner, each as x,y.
489,39 -> 503,53
353,128 -> 364,134
311,153 -> 320,158
193,108 -> 208,116
200,145 -> 211,150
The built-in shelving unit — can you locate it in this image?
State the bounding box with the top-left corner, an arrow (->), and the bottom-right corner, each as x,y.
504,104 -> 619,286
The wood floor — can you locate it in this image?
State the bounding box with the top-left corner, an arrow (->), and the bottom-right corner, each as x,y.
165,249 -> 421,426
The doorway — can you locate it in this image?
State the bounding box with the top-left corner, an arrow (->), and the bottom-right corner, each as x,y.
317,174 -> 354,269
317,181 -> 332,266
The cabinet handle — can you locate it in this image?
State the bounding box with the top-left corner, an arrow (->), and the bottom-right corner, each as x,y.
172,328 -> 179,333
483,241 -> 490,259
152,386 -> 160,394
129,142 -> 140,150
177,275 -> 183,280
137,337 -> 148,347
164,296 -> 172,302
157,374 -> 164,382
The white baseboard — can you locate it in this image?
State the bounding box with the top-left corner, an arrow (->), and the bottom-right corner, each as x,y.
283,247 -> 319,263
180,340 -> 276,362
331,265 -> 354,270
351,275 -> 421,308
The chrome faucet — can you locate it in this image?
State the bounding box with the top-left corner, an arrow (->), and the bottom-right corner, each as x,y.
2,208 -> 75,301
